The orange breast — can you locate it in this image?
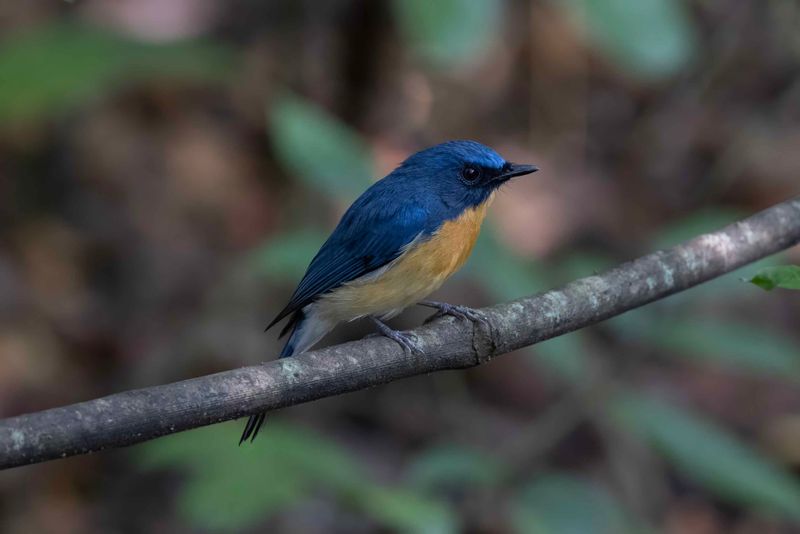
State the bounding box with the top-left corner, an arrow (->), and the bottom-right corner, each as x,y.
314,196 -> 493,322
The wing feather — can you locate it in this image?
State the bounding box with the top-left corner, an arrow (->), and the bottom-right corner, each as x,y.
266,191 -> 434,332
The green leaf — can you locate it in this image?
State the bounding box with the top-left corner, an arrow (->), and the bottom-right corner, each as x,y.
269,94 -> 374,201
749,266 -> 800,291
356,487 -> 458,534
614,393 -> 800,520
139,422 -> 457,532
138,422 -> 365,530
0,23 -> 232,122
561,0 -> 696,80
612,315 -> 800,378
511,473 -> 640,534
406,445 -> 505,492
392,0 -> 502,68
248,229 -> 326,279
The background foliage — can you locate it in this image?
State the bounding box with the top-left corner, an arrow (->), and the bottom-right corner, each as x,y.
1,1 -> 799,533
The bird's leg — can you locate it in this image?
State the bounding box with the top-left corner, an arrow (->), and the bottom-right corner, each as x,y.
418,300 -> 490,327
369,316 -> 424,355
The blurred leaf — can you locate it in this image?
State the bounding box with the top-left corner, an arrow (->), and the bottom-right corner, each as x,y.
407,445 -> 505,492
653,208 -> 746,249
139,422 -> 364,530
468,225 -> 547,301
269,94 -> 374,201
614,393 -> 800,520
550,251 -> 615,285
139,422 -> 456,532
562,0 -> 696,80
249,229 -> 326,279
511,473 -> 640,534
531,332 -> 592,386
392,0 -> 501,68
749,265 -> 800,291
0,23 -> 232,122
357,487 -> 458,534
611,315 -> 800,378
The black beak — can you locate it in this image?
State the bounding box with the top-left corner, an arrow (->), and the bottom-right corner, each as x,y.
499,162 -> 539,180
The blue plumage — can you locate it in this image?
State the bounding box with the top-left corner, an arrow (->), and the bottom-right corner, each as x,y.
240,140 -> 538,444
266,141 -> 508,332
266,190 -> 431,333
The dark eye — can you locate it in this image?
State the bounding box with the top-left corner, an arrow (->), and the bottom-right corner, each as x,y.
462,166 -> 481,182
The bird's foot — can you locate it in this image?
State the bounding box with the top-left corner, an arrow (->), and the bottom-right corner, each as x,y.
419,300 -> 490,328
369,316 -> 424,355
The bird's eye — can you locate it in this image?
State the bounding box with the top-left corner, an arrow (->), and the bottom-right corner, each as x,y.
462,166 -> 481,182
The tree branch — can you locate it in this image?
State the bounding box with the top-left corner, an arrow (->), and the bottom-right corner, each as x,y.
1,197 -> 799,470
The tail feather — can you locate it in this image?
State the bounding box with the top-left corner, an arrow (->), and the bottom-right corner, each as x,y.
239,311 -> 306,445
238,412 -> 266,445
278,309 -> 303,339
278,311 -> 304,358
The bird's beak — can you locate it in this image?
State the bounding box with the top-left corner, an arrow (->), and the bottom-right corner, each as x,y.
498,163 -> 539,181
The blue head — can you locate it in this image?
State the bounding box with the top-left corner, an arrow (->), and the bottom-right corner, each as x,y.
388,140 -> 538,211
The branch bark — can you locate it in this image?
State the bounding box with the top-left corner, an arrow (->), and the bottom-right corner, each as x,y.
1,197 -> 799,470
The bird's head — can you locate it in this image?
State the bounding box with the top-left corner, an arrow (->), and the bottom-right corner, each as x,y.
396,140 -> 538,209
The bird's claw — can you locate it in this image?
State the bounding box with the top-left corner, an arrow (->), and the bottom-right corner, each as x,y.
385,329 -> 425,356
420,301 -> 490,328
369,317 -> 424,355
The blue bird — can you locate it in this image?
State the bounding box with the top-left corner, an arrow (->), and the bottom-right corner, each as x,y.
240,140 -> 538,443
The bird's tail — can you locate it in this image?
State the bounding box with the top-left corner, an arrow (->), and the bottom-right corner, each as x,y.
239,310 -> 329,444
277,310 -> 306,358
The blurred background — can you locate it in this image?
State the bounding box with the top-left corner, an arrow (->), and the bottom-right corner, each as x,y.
1,0 -> 800,532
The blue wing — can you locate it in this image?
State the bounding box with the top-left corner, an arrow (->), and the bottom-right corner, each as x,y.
266,187 -> 436,332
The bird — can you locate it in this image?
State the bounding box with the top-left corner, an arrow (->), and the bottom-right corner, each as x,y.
240,140 -> 538,443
